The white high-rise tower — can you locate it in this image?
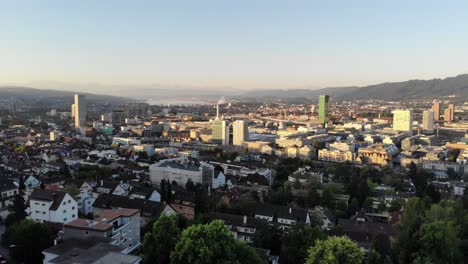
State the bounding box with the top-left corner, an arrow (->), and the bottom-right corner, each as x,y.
233,120 -> 249,146
74,94 -> 87,128
422,110 -> 434,131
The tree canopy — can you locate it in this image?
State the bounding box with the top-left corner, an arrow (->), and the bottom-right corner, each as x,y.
1,219 -> 56,264
306,236 -> 364,264
170,220 -> 261,264
142,214 -> 181,264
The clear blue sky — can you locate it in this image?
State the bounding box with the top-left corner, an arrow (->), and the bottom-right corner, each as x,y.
1,0 -> 468,90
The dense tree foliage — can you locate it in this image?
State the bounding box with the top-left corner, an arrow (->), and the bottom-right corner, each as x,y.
170,220 -> 261,264
280,224 -> 327,264
142,214 -> 180,264
392,197 -> 466,264
305,236 -> 364,264
1,219 -> 55,264
253,224 -> 283,255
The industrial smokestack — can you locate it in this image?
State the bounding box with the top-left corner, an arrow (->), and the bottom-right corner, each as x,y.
216,104 -> 219,120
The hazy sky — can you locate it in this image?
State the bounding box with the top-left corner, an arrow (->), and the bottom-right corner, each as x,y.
1,0 -> 468,90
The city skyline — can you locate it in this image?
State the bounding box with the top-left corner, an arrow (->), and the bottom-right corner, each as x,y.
2,1 -> 468,90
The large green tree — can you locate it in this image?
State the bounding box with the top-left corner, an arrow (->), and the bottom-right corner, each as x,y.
253,224 -> 283,255
142,214 -> 181,264
393,198 -> 465,264
170,220 -> 261,264
305,236 -> 364,264
1,219 -> 55,264
280,224 -> 326,264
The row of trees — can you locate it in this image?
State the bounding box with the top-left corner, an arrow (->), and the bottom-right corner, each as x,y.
142,214 -> 370,264
142,215 -> 261,264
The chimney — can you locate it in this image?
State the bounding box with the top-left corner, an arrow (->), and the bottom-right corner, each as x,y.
243,215 -> 247,224
101,180 -> 104,186
216,104 -> 219,120
289,207 -> 292,214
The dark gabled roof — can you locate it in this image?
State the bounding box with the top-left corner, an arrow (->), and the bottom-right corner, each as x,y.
212,212 -> 260,228
336,218 -> 396,248
172,190 -> 195,203
92,193 -> 164,218
0,178 -> 17,192
29,188 -> 68,211
254,203 -> 309,222
129,185 -> 154,198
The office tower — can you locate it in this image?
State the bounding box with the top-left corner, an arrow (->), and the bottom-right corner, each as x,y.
392,109 -> 413,133
444,103 -> 454,122
233,120 -> 249,146
212,120 -> 229,145
431,100 -> 440,121
74,94 -> 87,128
318,95 -> 329,125
422,110 -> 434,131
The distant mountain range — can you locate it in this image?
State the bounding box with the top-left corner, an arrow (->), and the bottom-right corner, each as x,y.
1,74 -> 467,104
238,74 -> 468,101
0,86 -> 132,103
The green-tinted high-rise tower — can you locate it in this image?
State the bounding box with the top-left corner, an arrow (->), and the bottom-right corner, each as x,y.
318,95 -> 329,125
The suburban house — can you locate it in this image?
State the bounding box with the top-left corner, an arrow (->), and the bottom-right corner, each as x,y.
0,178 -> 19,208
28,189 -> 78,224
212,213 -> 259,243
254,204 -> 311,229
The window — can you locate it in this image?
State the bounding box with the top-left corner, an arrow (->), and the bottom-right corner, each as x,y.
43,212 -> 46,215
72,206 -> 75,210
72,214 -> 76,218
68,200 -> 71,203
63,218 -> 67,222
63,210 -> 66,213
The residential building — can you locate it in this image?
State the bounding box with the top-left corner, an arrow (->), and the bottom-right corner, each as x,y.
43,237 -> 141,264
149,159 -> 214,186
212,213 -> 258,243
92,193 -> 175,226
318,149 -> 356,163
233,120 -> 249,146
254,204 -> 311,229
357,144 -> 399,166
63,208 -> 141,253
0,179 -> 19,208
28,189 -> 78,224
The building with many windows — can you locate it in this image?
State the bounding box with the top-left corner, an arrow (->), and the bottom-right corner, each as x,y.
233,120 -> 249,146
28,189 -> 78,224
392,109 -> 413,134
318,149 -> 356,163
63,208 -> 141,253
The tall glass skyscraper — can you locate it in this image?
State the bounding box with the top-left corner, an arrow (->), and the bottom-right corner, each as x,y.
318,95 -> 329,125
